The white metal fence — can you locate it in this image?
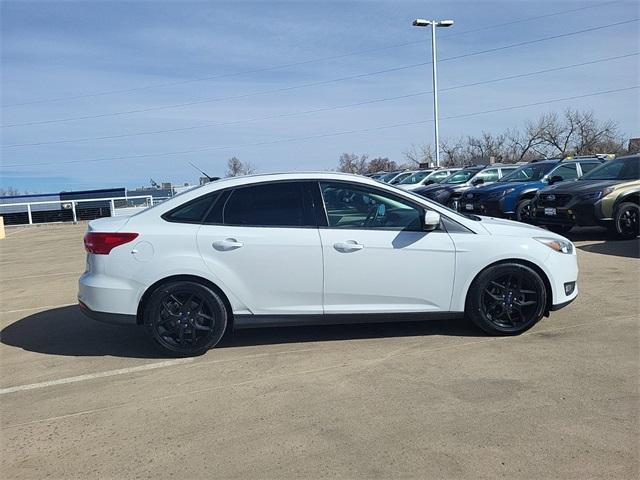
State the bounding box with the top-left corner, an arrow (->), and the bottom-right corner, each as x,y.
0,195 -> 159,226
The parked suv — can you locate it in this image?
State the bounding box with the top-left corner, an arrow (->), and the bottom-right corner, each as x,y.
531,154 -> 639,237
413,165 -> 517,209
461,157 -> 604,222
79,172 -> 578,356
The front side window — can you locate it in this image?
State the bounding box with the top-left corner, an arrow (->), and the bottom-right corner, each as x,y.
549,163 -> 578,181
320,182 -> 423,231
223,182 -> 312,227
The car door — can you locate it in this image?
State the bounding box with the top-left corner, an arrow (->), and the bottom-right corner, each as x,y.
196,181 -> 323,315
318,181 -> 456,314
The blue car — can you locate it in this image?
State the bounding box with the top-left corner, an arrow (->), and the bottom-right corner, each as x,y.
461,157 -> 605,222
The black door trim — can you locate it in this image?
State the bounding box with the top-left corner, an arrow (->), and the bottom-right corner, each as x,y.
233,312 -> 463,329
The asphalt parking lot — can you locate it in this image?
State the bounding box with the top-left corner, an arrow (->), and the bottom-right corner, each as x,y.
0,223 -> 638,479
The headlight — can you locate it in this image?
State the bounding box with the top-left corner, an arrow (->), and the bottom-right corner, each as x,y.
580,187 -> 614,201
534,237 -> 574,254
489,188 -> 514,198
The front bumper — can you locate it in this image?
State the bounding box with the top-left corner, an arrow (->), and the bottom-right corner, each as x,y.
458,197 -> 511,218
532,197 -> 608,228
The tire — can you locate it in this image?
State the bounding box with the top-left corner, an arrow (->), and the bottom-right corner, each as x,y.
143,281 -> 228,357
465,263 -> 547,335
547,224 -> 572,235
613,202 -> 639,240
515,199 -> 533,223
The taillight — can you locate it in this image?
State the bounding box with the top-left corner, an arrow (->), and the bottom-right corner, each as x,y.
84,232 -> 138,255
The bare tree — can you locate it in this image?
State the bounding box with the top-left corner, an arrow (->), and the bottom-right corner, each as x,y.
466,132 -> 507,163
225,157 -> 256,177
439,137 -> 467,166
403,143 -> 435,167
337,153 -> 369,174
367,157 -> 398,173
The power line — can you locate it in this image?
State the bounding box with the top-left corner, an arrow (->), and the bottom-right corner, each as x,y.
1,0 -> 620,109
3,85 -> 636,169
2,17 -> 636,129
4,52 -> 636,149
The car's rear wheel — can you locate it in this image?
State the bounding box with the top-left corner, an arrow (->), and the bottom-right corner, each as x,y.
466,263 -> 547,335
144,281 -> 228,357
515,199 -> 533,223
613,202 -> 639,239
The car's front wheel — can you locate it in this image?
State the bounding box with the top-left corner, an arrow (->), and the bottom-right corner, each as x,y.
466,263 -> 547,335
515,199 -> 533,223
144,281 -> 228,357
613,202 -> 639,239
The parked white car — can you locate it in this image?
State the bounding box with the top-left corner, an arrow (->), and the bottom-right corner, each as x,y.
396,168 -> 461,191
79,172 -> 578,356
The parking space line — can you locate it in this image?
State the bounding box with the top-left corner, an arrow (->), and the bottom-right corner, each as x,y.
0,358 -> 195,395
1,271 -> 81,281
0,303 -> 76,314
4,314 -> 637,429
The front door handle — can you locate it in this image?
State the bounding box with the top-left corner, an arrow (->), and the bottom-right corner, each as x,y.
212,238 -> 244,251
334,241 -> 364,253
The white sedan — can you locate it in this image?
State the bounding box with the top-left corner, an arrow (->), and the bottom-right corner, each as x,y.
79,172 -> 578,356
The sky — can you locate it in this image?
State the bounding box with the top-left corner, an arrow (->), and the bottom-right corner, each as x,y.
1,0 -> 638,193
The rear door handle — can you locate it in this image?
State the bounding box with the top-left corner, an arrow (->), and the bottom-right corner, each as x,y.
212,238 -> 244,251
334,241 -> 364,252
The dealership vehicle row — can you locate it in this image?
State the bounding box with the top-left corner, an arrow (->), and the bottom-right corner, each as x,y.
379,154 -> 639,239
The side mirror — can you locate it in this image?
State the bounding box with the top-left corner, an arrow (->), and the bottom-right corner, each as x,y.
472,178 -> 484,186
548,175 -> 563,185
423,210 -> 441,231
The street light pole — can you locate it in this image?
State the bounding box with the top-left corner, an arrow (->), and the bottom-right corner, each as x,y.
412,18 -> 454,168
430,21 -> 440,168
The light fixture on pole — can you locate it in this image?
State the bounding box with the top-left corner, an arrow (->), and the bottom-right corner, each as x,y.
412,18 -> 454,168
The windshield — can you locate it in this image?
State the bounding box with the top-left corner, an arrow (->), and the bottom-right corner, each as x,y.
443,169 -> 479,184
499,162 -> 557,182
398,170 -> 433,184
378,171 -> 400,182
581,157 -> 639,181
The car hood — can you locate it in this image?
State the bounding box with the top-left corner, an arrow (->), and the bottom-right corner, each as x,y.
477,215 -> 549,237
539,179 -> 624,194
473,181 -> 531,194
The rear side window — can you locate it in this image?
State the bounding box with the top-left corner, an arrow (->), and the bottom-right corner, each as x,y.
163,193 -> 219,223
223,182 -> 313,227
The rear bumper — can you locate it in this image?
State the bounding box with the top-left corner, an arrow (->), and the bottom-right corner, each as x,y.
79,300 -> 137,325
78,271 -> 142,318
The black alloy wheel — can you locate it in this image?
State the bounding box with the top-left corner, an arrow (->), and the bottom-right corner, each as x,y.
144,281 -> 227,356
516,199 -> 533,223
614,202 -> 639,239
466,263 -> 547,335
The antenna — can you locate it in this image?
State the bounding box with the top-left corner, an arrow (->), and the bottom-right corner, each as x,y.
150,178 -> 160,188
189,162 -> 220,182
